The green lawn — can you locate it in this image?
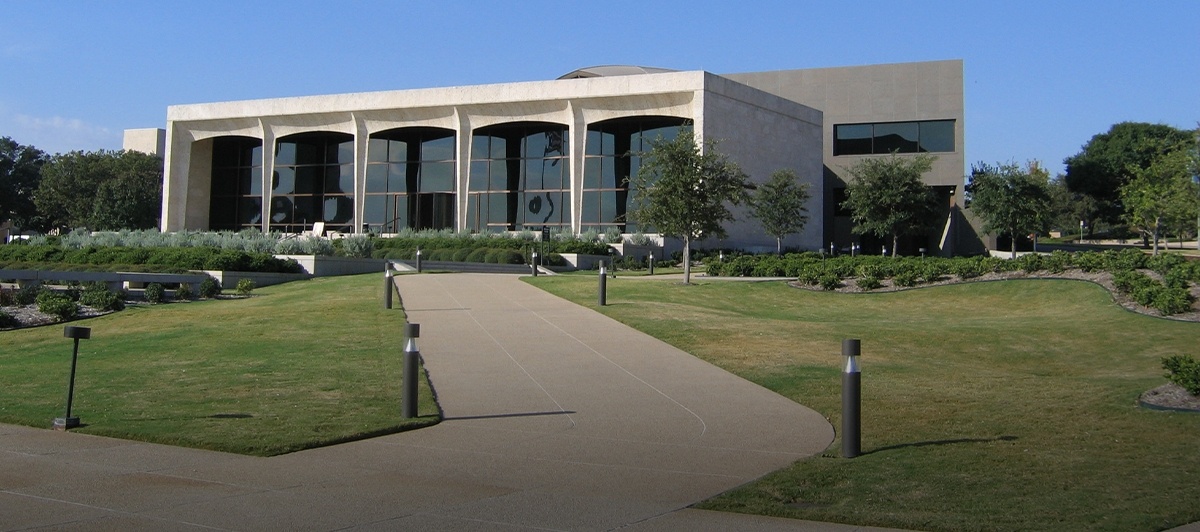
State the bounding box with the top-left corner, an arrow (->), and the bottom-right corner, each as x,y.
527,276 -> 1200,532
0,273 -> 438,456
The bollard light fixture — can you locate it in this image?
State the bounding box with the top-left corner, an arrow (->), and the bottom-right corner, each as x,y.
402,323 -> 420,418
841,338 -> 862,458
53,326 -> 91,430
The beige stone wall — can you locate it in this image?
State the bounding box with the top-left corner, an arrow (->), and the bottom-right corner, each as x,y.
121,128 -> 165,156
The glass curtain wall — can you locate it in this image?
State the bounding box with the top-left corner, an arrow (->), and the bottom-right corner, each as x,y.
209,136 -> 264,231
582,117 -> 687,233
363,128 -> 456,233
467,123 -> 569,232
271,132 -> 355,233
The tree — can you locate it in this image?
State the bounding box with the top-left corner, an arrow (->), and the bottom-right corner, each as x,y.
1120,149 -> 1197,255
966,162 -> 1052,258
749,169 -> 811,254
628,132 -> 749,284
0,137 -> 49,232
1046,175 -> 1099,241
36,150 -> 163,231
1063,122 -> 1193,228
842,153 -> 938,257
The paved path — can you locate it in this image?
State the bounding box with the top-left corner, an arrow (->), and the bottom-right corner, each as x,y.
0,273 -> 867,531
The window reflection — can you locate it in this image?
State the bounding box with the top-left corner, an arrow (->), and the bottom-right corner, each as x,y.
363,127 -> 456,233
467,122 -> 570,232
833,120 -> 955,156
271,132 -> 354,233
582,116 -> 688,233
209,136 -> 263,231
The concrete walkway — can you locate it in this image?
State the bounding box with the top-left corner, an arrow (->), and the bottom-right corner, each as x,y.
0,273 -> 873,531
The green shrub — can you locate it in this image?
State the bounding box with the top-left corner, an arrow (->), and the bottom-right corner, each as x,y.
36,291 -> 78,321
893,270 -> 919,287
199,276 -> 222,299
0,287 -> 14,306
15,284 -> 42,305
0,309 -> 17,328
175,282 -> 194,301
1162,355 -> 1200,395
1152,288 -> 1193,315
952,257 -> 985,279
818,274 -> 842,291
143,282 -> 165,304
79,282 -> 125,311
236,278 -> 256,296
857,275 -> 882,291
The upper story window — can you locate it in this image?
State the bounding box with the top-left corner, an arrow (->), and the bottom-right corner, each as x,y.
834,120 -> 954,156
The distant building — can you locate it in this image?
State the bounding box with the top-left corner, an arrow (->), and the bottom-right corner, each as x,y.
129,60 -> 978,255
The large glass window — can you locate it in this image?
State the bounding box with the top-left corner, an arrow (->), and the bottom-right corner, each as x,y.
582,117 -> 688,233
209,137 -> 263,231
834,120 -> 955,156
466,123 -> 569,232
363,128 -> 456,233
271,132 -> 354,233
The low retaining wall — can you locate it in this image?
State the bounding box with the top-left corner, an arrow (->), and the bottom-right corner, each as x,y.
276,255 -> 388,276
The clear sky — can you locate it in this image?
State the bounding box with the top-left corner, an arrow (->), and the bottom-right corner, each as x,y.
1,1 -> 1196,176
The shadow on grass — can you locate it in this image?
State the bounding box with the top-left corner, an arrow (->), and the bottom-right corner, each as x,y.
865,435 -> 1018,455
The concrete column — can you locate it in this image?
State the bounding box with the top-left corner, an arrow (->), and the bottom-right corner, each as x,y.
259,119 -> 275,234
352,112 -> 370,234
454,107 -> 472,232
160,124 -> 193,231
568,101 -> 587,235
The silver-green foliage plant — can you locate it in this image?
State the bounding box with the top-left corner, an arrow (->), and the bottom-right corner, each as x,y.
604,226 -> 623,243
340,234 -> 374,258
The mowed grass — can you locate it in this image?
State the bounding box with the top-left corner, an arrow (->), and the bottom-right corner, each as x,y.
0,273 -> 438,456
527,276 -> 1200,532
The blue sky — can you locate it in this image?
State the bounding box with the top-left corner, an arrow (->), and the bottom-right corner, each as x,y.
1,1 -> 1196,176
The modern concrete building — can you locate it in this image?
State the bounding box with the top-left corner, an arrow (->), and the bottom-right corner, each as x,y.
131,59 -> 976,255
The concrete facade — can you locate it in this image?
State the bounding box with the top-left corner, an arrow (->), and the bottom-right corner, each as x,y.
726,60 -> 979,255
121,127 -> 166,157
130,60 -> 969,254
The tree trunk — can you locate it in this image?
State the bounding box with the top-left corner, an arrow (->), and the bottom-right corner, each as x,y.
1152,217 -> 1160,256
682,238 -> 692,284
891,233 -> 899,258
776,237 -> 782,255
1010,227 -> 1017,260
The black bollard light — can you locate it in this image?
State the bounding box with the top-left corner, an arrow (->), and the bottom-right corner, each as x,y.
402,323 -> 420,419
384,268 -> 393,310
841,338 -> 862,458
648,252 -> 655,276
598,263 -> 607,306
531,251 -> 539,277
53,326 -> 91,430
415,248 -> 423,273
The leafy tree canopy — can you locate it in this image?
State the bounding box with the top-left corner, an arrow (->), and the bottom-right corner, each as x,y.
842,153 -> 938,257
628,131 -> 749,283
749,168 -> 811,254
967,161 -> 1052,258
0,136 -> 49,231
1119,149 -> 1197,255
1063,122 -> 1194,225
36,150 -> 163,232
